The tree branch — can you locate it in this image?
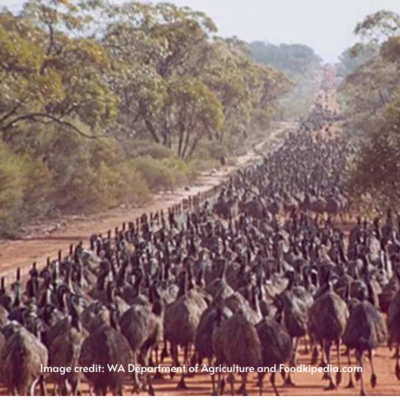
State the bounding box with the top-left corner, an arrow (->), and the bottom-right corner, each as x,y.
0,104 -> 22,126
1,113 -> 100,139
46,22 -> 55,57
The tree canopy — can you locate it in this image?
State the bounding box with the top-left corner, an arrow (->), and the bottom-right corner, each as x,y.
0,0 -> 292,235
340,10 -> 400,210
249,42 -> 322,78
249,41 -> 322,120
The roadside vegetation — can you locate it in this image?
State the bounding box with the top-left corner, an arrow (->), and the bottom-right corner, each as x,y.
338,11 -> 400,212
0,0 -> 323,236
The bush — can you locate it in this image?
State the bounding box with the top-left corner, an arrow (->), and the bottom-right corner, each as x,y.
0,129 -> 154,238
189,158 -> 219,172
48,136 -> 153,213
0,142 -> 27,225
0,141 -> 52,234
206,142 -> 227,161
105,161 -> 152,207
133,156 -> 175,192
162,157 -> 196,185
23,158 -> 52,218
124,140 -> 176,160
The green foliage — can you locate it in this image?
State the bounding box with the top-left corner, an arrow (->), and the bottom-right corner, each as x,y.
126,141 -> 176,160
0,142 -> 28,222
250,42 -> 321,77
249,41 -> 321,120
0,126 -> 152,233
337,43 -> 379,78
341,10 -> 400,211
0,140 -> 52,233
0,0 -> 293,235
133,157 -> 175,192
354,10 -> 400,41
381,36 -> 400,65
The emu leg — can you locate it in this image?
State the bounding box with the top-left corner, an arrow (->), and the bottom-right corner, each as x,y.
154,369 -> 164,381
396,346 -> 400,380
218,371 -> 226,396
177,373 -> 188,390
88,383 -> 95,396
29,377 -> 39,396
323,340 -> 336,390
303,335 -> 310,355
175,345 -> 182,368
356,350 -> 366,396
283,370 -> 295,387
71,379 -> 80,396
39,375 -> 47,396
237,372 -> 248,396
369,349 -> 377,388
292,337 -> 300,367
311,342 -> 319,365
146,372 -> 156,396
335,341 -> 342,386
188,351 -> 197,377
94,386 -> 106,396
132,352 -> 141,393
153,345 -> 164,380
149,352 -> 155,368
160,340 -> 169,363
176,346 -> 189,390
52,382 -> 59,396
60,381 -> 68,396
170,345 -> 178,379
141,349 -> 152,392
271,372 -> 280,396
345,349 -> 355,388
185,344 -> 191,366
211,370 -> 217,396
319,340 -> 327,369
320,340 -> 329,380
210,358 -> 218,396
283,338 -> 297,387
258,372 -> 264,396
228,373 -> 235,396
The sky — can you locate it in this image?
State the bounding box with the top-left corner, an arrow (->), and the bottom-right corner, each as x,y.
3,0 -> 400,62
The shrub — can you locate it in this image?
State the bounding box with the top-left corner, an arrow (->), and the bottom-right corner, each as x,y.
124,140 -> 176,160
23,158 -> 52,218
162,157 -> 196,185
0,142 -> 27,224
106,161 -> 152,207
133,156 -> 175,192
0,141 -> 52,234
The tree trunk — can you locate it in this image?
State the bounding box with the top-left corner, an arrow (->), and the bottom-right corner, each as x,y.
177,126 -> 184,158
185,135 -> 202,162
144,118 -> 160,144
181,129 -> 191,160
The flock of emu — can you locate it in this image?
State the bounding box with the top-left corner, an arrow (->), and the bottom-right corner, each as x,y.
0,77 -> 400,397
